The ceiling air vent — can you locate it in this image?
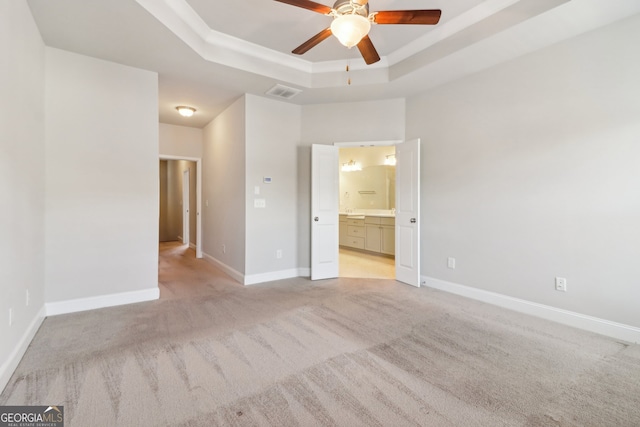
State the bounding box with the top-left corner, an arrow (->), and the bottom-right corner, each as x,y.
265,84 -> 302,100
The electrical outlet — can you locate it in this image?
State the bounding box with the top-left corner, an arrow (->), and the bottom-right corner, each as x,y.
222,244 -> 226,254
26,289 -> 30,306
276,249 -> 282,259
447,257 -> 456,269
555,277 -> 567,292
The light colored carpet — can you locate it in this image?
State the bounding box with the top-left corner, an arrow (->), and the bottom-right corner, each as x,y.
2,242 -> 639,426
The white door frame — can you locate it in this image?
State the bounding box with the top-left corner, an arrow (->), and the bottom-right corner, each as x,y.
334,140 -> 402,148
160,155 -> 203,258
182,169 -> 190,247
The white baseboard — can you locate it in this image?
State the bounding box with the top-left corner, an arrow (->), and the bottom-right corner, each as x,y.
202,252 -> 244,284
245,268 -> 308,286
45,287 -> 159,317
0,305 -> 46,393
423,276 -> 640,344
189,242 -> 196,250
202,252 -> 310,286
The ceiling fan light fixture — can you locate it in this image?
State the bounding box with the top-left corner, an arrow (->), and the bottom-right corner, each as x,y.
330,14 -> 371,48
176,106 -> 196,117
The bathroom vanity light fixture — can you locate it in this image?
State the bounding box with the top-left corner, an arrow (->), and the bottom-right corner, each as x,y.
384,154 -> 396,166
342,159 -> 362,172
176,106 -> 196,117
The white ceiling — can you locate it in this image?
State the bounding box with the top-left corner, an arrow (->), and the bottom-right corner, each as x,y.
27,0 -> 640,128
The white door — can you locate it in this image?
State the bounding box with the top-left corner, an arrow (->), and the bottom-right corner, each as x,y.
395,139 -> 421,286
182,169 -> 190,246
311,144 -> 339,280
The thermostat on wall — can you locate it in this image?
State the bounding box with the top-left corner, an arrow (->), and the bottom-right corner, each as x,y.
263,177 -> 272,183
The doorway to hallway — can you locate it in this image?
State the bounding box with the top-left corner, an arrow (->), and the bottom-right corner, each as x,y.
158,155 -> 203,258
159,159 -> 196,249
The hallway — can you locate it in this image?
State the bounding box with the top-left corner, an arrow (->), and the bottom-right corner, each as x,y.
158,241 -> 239,299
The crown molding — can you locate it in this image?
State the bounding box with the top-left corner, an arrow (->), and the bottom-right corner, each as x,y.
136,0 -> 634,92
136,0 -> 507,88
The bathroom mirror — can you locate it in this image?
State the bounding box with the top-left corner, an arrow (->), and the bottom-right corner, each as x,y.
339,146 -> 396,211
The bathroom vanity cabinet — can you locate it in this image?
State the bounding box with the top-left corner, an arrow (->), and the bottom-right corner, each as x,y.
339,214 -> 395,256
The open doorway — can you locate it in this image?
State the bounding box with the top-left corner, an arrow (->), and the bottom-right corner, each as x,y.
338,145 -> 396,279
158,155 -> 203,299
159,159 -> 195,247
311,139 -> 420,286
158,156 -> 202,258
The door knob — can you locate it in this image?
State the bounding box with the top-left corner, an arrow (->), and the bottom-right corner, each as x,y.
410,218 -> 417,223
314,217 -> 319,222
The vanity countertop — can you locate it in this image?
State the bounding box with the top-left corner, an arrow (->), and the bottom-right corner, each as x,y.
340,212 -> 395,218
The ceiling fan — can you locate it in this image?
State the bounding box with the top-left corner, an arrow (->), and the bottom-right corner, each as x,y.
274,0 -> 441,65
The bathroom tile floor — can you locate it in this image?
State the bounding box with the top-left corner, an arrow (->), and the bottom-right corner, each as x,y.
339,247 -> 395,279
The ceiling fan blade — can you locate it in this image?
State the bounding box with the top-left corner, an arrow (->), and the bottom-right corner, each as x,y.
373,10 -> 442,25
292,28 -> 333,55
273,0 -> 332,15
357,35 -> 380,65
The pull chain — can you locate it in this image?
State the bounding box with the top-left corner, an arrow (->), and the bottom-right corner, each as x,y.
346,61 -> 351,85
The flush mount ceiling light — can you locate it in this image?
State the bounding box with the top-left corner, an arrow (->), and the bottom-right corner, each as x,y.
176,106 -> 196,117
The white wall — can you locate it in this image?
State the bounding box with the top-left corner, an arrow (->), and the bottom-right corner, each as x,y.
159,123 -> 202,158
44,48 -> 159,307
245,95 -> 301,279
299,99 -> 406,268
407,14 -> 640,329
302,98 -> 405,144
202,96 -> 246,275
0,0 -> 46,391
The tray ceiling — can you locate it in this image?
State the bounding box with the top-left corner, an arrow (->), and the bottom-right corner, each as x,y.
27,0 -> 640,127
